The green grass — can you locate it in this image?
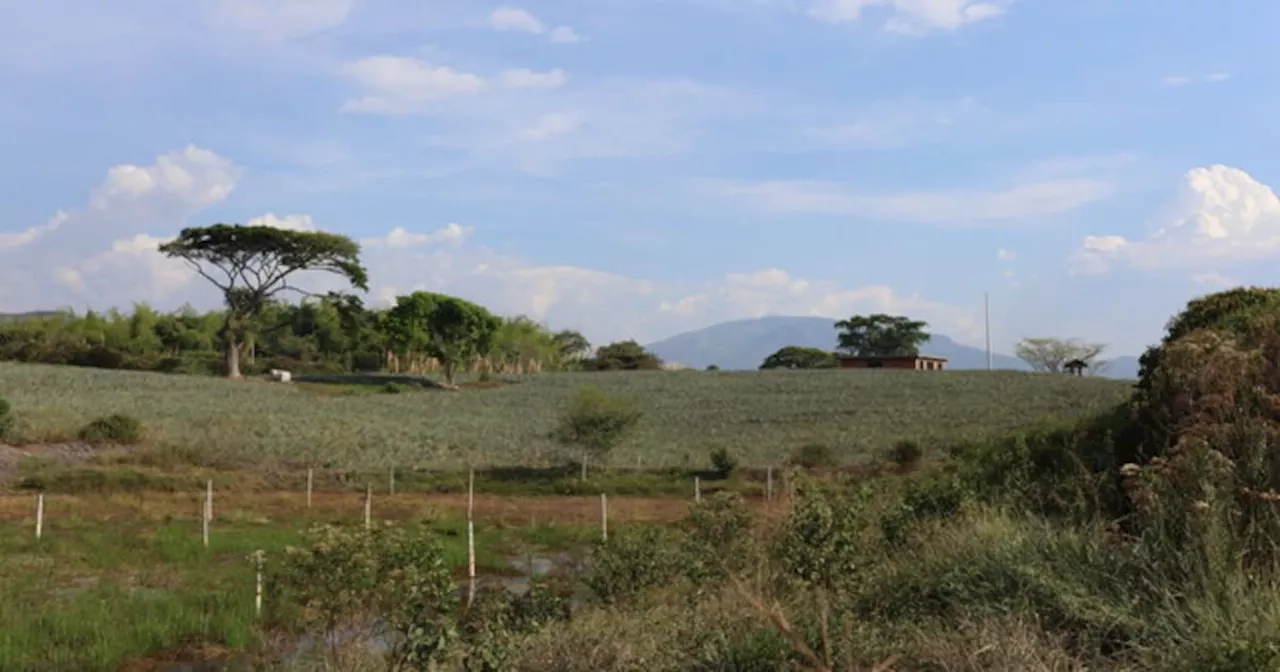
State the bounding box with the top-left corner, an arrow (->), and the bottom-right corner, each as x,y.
0,510 -> 595,671
0,362 -> 1131,469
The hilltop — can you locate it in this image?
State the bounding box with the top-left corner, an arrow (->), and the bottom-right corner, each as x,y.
645,315 -> 1141,377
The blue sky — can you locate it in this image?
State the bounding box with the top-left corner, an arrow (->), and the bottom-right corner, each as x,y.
1,0 -> 1278,358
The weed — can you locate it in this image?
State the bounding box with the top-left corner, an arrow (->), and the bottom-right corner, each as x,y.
77,413 -> 143,445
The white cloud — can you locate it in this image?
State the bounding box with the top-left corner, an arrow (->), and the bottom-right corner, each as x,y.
499,68 -> 568,89
997,248 -> 1014,261
1191,271 -> 1238,289
715,176 -> 1113,223
1071,165 -> 1280,274
1162,72 -> 1231,87
0,146 -> 242,311
209,0 -> 352,40
339,56 -> 487,114
487,7 -> 582,44
0,146 -> 981,346
488,7 -> 545,34
549,26 -> 583,43
808,0 -> 1015,34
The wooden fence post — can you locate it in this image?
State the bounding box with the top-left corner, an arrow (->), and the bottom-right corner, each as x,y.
35,493 -> 43,541
467,468 -> 476,607
364,485 -> 372,530
306,468 -> 313,509
600,493 -> 608,541
694,476 -> 701,504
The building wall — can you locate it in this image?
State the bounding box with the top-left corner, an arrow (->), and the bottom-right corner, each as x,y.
839,357 -> 946,370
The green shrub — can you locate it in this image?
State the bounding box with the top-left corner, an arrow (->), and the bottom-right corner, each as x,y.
0,397 -> 14,442
381,382 -> 407,394
789,443 -> 837,469
273,524 -> 458,669
585,525 -> 687,605
709,446 -> 738,479
887,440 -> 923,470
77,414 -> 143,445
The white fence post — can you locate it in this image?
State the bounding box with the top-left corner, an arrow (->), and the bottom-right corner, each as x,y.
35,494 -> 43,541
600,493 -> 608,541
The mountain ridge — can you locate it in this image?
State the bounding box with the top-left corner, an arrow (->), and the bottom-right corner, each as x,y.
645,315 -> 1140,379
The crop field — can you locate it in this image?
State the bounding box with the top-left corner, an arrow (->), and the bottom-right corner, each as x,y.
0,362 -> 1132,469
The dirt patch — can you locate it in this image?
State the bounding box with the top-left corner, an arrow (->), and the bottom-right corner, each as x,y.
0,442 -> 104,481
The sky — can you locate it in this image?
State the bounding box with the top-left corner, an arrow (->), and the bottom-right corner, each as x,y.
1,0 -> 1278,357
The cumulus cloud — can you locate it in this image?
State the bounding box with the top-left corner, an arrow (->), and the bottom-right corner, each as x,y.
499,68 -> 568,89
487,7 -> 582,43
715,174 -> 1113,224
0,147 -> 981,346
1070,165 -> 1280,274
808,0 -> 1015,34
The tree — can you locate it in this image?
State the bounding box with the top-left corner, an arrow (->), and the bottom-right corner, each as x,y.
834,314 -> 930,357
384,292 -> 503,385
759,346 -> 838,370
551,386 -> 643,480
552,330 -> 592,362
1014,337 -> 1109,374
585,340 -> 663,371
159,224 -> 367,379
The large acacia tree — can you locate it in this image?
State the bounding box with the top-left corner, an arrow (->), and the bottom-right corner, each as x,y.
834,314 -> 930,357
1014,337 -> 1109,374
159,224 -> 368,379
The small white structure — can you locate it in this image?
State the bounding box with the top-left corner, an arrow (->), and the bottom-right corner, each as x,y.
268,369 -> 292,383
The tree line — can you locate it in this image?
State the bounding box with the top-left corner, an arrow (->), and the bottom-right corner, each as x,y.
758,313 -> 1112,374
0,223 -> 667,381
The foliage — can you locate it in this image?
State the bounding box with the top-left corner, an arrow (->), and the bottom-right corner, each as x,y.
159,224 -> 369,379
459,579 -> 573,672
0,396 -> 13,442
551,386 -> 643,475
758,346 -> 837,370
834,314 -> 930,357
683,492 -> 757,587
77,413 -> 143,444
708,446 -> 738,479
774,479 -> 870,596
789,443 -> 837,469
585,340 -> 663,371
1014,337 -> 1109,374
585,525 -> 688,605
0,299 -> 580,380
886,440 -> 923,470
274,523 -> 458,671
384,292 -> 503,384
551,329 -> 592,361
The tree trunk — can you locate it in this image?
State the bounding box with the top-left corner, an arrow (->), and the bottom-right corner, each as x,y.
444,360 -> 456,386
224,332 -> 243,379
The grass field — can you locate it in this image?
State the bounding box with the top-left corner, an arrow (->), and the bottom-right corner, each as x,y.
0,363 -> 1132,469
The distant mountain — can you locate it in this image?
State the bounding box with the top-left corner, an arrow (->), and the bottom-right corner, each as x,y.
645,316 -> 1140,379
0,310 -> 64,322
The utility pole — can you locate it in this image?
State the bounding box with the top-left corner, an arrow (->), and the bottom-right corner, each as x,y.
984,292 -> 992,371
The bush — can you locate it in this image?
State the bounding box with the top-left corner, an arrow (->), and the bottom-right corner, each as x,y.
0,397 -> 14,442
887,440 -> 923,470
585,525 -> 687,605
273,524 -> 458,669
381,382 -> 407,394
78,414 -> 144,445
709,446 -> 738,479
789,443 -> 837,469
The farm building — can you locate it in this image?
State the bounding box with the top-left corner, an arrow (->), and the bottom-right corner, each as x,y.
838,355 -> 948,371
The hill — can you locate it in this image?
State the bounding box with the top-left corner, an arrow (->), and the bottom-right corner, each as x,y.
0,362 -> 1131,468
646,315 -> 1141,378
